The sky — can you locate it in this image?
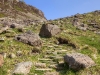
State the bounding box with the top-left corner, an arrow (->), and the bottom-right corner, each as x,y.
24,0 -> 100,20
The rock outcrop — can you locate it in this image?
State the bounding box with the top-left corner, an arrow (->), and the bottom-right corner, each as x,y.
72,18 -> 88,31
0,0 -> 46,27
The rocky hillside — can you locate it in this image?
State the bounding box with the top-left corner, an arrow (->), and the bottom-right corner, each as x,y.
49,10 -> 100,32
0,1 -> 100,75
0,0 -> 46,27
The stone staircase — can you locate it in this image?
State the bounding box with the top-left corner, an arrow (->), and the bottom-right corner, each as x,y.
34,38 -> 75,75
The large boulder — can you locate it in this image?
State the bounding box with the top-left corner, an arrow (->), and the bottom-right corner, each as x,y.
64,53 -> 95,70
15,31 -> 42,46
39,24 -> 61,38
12,61 -> 33,75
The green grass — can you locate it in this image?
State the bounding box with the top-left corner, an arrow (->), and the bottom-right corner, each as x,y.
0,13 -> 5,18
78,35 -> 100,53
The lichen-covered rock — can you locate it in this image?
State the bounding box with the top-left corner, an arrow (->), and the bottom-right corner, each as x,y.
15,31 -> 42,46
12,61 -> 33,75
39,24 -> 61,38
64,53 -> 95,70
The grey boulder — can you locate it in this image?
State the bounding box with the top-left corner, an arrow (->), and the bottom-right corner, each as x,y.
15,31 -> 42,46
64,53 -> 95,70
39,24 -> 61,38
12,61 -> 33,75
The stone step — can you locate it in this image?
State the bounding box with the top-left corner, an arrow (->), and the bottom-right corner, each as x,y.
38,58 -> 53,61
45,50 -> 54,54
34,62 -> 46,68
45,50 -> 54,52
56,50 -> 67,52
55,56 -> 63,60
5,30 -> 15,33
58,60 -> 64,64
35,68 -> 52,71
53,45 -> 59,47
48,61 -> 57,64
44,55 -> 55,58
44,72 -> 59,75
43,45 -> 54,47
47,45 -> 54,48
46,51 -> 65,54
0,37 -> 5,42
49,64 -> 57,69
53,48 -> 63,50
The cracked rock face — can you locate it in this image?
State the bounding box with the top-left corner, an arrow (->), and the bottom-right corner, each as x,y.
64,53 -> 95,70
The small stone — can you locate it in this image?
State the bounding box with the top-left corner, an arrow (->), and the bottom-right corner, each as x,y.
17,28 -> 24,32
53,51 -> 57,55
9,53 -> 16,58
16,51 -> 22,56
3,53 -> 7,58
0,52 -> 7,59
54,40 -> 59,44
31,47 -> 41,54
0,37 -> 5,42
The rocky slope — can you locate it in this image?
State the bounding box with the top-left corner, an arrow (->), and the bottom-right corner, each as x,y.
0,0 -> 46,27
48,10 -> 100,32
0,1 -> 100,75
